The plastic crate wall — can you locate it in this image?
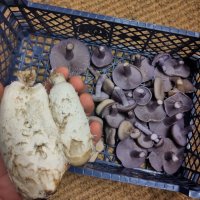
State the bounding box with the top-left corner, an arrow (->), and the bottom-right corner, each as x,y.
0,0 -> 200,198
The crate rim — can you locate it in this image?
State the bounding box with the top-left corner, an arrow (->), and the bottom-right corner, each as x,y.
5,0 -> 200,39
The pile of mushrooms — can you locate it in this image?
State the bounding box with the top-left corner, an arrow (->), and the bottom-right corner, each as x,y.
50,39 -> 195,175
92,53 -> 195,175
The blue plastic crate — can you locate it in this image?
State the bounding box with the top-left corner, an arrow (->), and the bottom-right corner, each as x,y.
0,0 -> 200,198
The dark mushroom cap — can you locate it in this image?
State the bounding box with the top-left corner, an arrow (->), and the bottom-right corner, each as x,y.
133,86 -> 152,106
152,53 -> 172,67
171,77 -> 196,93
93,92 -> 109,102
137,133 -> 154,149
118,120 -> 135,140
163,113 -> 183,126
102,78 -> 115,95
91,46 -> 113,68
105,125 -> 116,147
113,87 -> 137,112
134,101 -> 166,122
171,123 -> 192,147
149,138 -> 184,174
161,60 -> 190,78
116,137 -> 147,168
164,92 -> 193,117
105,104 -> 125,128
148,151 -> 163,172
112,62 -> 142,90
132,55 -> 155,82
149,121 -> 170,138
96,99 -> 115,116
154,68 -> 172,92
50,39 -> 90,75
163,151 -> 184,175
92,74 -> 109,102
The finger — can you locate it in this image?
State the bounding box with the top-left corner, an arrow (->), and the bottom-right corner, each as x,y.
69,76 -> 86,94
54,67 -> 69,80
89,121 -> 103,144
0,82 -> 4,100
0,153 -> 7,177
43,79 -> 52,94
0,174 -> 22,200
79,93 -> 95,116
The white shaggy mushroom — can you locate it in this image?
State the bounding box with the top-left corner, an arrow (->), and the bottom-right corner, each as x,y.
49,72 -> 94,166
0,70 -> 68,199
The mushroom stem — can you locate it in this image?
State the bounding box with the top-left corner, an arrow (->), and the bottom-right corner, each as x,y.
123,63 -> 131,76
134,88 -> 146,98
88,67 -> 101,80
125,91 -> 133,98
130,129 -> 141,139
174,101 -> 182,109
95,75 -> 107,97
132,54 -> 141,66
115,87 -> 129,106
131,150 -> 146,158
150,133 -> 159,142
178,60 -> 184,65
65,42 -> 74,60
134,121 -> 153,136
110,104 -> 118,116
128,110 -> 135,118
97,46 -> 106,59
163,113 -> 183,126
172,154 -> 179,162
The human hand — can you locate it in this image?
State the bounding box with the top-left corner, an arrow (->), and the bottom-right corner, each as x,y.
0,67 -> 102,200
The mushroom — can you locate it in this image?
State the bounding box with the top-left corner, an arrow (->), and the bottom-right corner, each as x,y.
132,54 -> 155,82
154,67 -> 172,92
102,78 -> 115,95
152,53 -> 171,67
168,88 -> 181,97
105,125 -> 116,147
148,138 -> 184,174
164,92 -> 193,117
105,104 -> 125,128
88,67 -> 115,95
92,74 -> 109,102
118,120 -> 139,140
171,123 -> 193,147
149,121 -> 170,138
112,62 -> 143,90
134,100 -> 166,122
132,86 -> 152,105
116,137 -> 147,168
114,87 -> 136,112
124,90 -> 133,98
96,99 -> 115,116
170,77 -> 196,93
163,113 -> 183,126
161,59 -> 190,78
91,46 -> 113,68
137,133 -> 154,149
134,121 -> 160,143
50,39 -> 90,75
154,77 -> 165,105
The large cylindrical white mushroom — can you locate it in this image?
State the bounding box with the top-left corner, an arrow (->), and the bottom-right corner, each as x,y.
49,72 -> 94,167
0,70 -> 68,199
